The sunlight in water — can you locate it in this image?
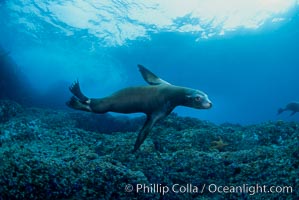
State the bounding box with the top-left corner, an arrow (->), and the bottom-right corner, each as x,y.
5,0 -> 299,46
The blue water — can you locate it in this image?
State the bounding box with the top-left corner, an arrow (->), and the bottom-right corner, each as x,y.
0,1 -> 299,125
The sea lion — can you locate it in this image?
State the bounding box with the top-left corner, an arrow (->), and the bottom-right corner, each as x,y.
66,65 -> 212,152
277,102 -> 299,116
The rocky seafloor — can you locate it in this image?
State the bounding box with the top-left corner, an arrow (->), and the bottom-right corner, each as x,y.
0,100 -> 298,200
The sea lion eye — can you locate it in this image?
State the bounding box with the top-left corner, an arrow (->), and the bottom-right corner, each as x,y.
195,96 -> 201,102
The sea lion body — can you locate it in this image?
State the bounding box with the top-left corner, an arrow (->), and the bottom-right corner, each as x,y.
90,85 -> 208,114
278,102 -> 299,116
91,85 -> 172,114
67,65 -> 212,152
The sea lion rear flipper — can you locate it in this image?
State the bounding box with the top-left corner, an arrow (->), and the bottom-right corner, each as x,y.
66,96 -> 92,112
290,111 -> 296,116
133,113 -> 165,152
138,64 -> 171,85
69,80 -> 89,102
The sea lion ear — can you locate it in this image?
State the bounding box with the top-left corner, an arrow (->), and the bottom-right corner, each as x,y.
138,64 -> 171,85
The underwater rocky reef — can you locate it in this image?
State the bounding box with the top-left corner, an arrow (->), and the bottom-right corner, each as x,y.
0,100 -> 298,199
0,47 -> 33,104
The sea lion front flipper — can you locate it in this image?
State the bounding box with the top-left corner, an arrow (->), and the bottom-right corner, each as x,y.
138,64 -> 171,85
290,111 -> 296,116
133,113 -> 165,152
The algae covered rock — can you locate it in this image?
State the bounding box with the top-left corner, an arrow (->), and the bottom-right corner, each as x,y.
0,100 -> 23,123
0,103 -> 298,199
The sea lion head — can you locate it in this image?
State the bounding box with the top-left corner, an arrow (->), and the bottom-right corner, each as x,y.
184,89 -> 212,109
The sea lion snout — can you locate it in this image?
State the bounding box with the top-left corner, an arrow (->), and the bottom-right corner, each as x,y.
200,97 -> 212,109
202,101 -> 212,109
